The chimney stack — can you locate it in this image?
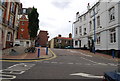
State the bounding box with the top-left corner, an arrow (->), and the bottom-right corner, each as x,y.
69,33 -> 72,38
58,34 -> 61,37
87,3 -> 90,10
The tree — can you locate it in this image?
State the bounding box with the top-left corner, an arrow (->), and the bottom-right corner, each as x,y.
28,7 -> 39,40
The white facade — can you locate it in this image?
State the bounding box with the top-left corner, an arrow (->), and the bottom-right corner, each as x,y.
73,0 -> 120,51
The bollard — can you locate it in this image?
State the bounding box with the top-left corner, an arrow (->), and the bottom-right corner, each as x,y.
112,50 -> 115,58
46,47 -> 48,55
38,48 -> 40,58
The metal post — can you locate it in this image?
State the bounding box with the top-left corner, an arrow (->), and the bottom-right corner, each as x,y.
38,48 -> 40,58
93,8 -> 96,54
46,47 -> 48,55
112,50 -> 115,58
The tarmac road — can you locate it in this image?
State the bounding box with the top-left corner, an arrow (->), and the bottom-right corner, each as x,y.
1,48 -> 118,81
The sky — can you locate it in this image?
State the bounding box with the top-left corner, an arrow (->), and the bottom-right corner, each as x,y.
20,0 -> 98,40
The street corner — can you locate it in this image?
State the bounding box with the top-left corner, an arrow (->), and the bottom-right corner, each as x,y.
0,48 -> 57,63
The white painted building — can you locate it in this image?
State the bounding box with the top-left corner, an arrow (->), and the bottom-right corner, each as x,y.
73,0 -> 120,54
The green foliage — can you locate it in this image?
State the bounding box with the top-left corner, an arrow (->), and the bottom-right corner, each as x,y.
28,7 -> 39,40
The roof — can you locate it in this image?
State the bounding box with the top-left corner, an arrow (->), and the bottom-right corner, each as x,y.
55,37 -> 72,40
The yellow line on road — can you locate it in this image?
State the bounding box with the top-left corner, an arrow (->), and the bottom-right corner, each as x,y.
0,48 -> 57,62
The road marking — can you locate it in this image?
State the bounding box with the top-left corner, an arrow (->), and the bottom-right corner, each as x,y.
107,63 -> 117,66
0,70 -> 25,74
80,57 -> 97,64
98,63 -> 107,66
68,63 -> 74,64
51,62 -> 58,64
0,74 -> 16,79
43,61 -> 50,63
85,64 -> 91,65
80,53 -> 92,57
70,73 -> 103,79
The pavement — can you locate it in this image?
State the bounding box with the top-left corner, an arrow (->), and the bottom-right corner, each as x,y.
0,47 -> 119,62
0,47 -> 53,61
73,49 -> 119,62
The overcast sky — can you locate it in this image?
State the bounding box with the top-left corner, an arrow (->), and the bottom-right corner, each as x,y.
20,0 -> 98,40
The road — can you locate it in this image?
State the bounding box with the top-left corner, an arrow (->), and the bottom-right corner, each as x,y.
1,48 -> 118,81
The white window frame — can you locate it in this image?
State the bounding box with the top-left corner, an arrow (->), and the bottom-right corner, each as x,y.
96,33 -> 100,44
75,28 -> 78,35
97,16 -> 100,28
79,26 -> 82,35
109,28 -> 116,43
0,9 -> 2,22
109,7 -> 115,22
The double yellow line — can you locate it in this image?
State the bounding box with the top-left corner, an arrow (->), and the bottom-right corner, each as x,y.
0,49 -> 57,62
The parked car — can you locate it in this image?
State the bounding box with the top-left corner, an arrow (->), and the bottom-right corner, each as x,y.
103,71 -> 120,81
65,46 -> 73,49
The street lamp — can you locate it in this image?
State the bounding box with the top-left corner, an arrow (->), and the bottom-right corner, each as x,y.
69,21 -> 74,38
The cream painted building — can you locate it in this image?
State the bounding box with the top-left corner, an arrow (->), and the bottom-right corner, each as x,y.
73,0 -> 120,55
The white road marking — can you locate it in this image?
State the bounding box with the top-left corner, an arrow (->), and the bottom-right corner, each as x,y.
0,70 -> 25,74
70,73 -> 103,78
80,53 -> 92,57
51,62 -> 58,64
98,63 -> 108,66
68,63 -> 74,64
85,64 -> 91,65
44,61 -> 50,63
107,63 -> 117,66
76,63 -> 82,65
80,57 -> 97,64
0,74 -> 16,79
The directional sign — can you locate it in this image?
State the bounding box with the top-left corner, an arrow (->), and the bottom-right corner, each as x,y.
70,73 -> 103,78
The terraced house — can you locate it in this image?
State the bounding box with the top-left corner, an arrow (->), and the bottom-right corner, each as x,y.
0,0 -> 20,49
73,0 -> 120,56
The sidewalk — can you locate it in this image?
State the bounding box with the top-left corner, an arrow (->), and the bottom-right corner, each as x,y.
74,49 -> 119,61
1,47 -> 53,60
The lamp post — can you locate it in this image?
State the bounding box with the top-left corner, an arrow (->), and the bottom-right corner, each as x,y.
69,21 -> 74,38
93,8 -> 96,54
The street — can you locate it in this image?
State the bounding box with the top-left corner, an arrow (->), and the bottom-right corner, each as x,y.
1,49 -> 118,80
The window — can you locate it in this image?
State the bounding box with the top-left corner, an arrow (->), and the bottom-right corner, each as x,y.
23,9 -> 26,13
84,15 -> 86,21
22,22 -> 24,25
79,26 -> 82,35
89,21 -> 92,31
1,0 -> 5,5
84,28 -> 87,35
110,28 -> 116,43
10,3 -> 14,13
96,33 -> 100,44
0,9 -> 2,22
9,16 -> 13,27
7,32 -> 11,41
75,28 -> 78,35
21,28 -> 24,32
97,16 -> 100,28
109,7 -> 115,22
75,41 -> 78,46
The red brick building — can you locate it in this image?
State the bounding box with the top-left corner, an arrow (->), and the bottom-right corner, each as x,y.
0,0 -> 20,49
49,33 -> 73,48
36,30 -> 49,47
18,15 -> 30,39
